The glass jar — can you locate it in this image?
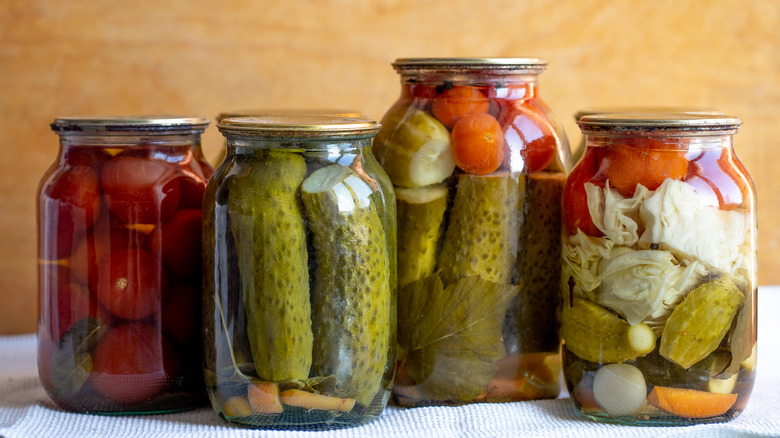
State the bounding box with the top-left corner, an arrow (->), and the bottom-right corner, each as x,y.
38,116 -> 213,413
374,58 -> 571,406
204,115 -> 396,430
562,113 -> 756,425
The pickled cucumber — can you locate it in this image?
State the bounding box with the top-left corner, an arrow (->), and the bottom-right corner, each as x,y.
506,172 -> 564,354
396,184 -> 448,289
300,164 -> 391,406
438,171 -> 522,285
373,104 -> 454,188
660,277 -> 744,369
227,150 -> 312,382
561,297 -> 656,364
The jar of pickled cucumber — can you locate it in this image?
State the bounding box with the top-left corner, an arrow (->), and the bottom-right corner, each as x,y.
204,115 -> 396,430
374,58 -> 571,406
38,116 -> 212,413
562,113 -> 756,425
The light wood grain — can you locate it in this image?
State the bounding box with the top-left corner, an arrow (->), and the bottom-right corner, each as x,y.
1,0 -> 778,334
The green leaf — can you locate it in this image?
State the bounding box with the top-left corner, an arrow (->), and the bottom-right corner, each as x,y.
50,318 -> 107,398
398,273 -> 518,402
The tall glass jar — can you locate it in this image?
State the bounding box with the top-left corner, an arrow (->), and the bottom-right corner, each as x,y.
562,113 -> 756,425
374,58 -> 571,406
203,116 -> 396,430
38,116 -> 213,413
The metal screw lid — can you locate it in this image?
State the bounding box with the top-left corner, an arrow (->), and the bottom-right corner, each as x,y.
577,113 -> 742,134
51,116 -> 209,133
393,58 -> 547,74
217,115 -> 381,139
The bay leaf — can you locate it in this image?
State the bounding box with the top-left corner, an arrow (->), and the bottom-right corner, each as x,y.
50,318 -> 107,398
398,273 -> 518,402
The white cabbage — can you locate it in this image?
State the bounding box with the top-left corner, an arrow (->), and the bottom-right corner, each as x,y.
586,181 -> 652,247
562,230 -> 615,301
638,179 -> 749,276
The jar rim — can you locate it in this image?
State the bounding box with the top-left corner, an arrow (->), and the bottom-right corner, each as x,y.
51,116 -> 209,133
393,58 -> 547,73
577,113 -> 742,134
574,107 -> 723,121
217,115 -> 381,138
216,110 -> 363,123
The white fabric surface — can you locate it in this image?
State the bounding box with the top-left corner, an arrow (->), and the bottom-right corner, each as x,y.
1,289 -> 779,438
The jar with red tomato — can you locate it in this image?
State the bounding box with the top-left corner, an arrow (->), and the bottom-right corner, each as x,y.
373,58 -> 571,406
562,113 -> 756,425
203,116 -> 395,429
38,116 -> 212,413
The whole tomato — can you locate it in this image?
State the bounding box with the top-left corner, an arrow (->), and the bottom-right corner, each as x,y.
599,139 -> 689,197
175,172 -> 208,210
147,209 -> 202,279
101,154 -> 181,224
500,103 -> 557,173
40,165 -> 102,259
563,148 -> 604,237
93,248 -> 165,320
432,86 -> 490,128
90,323 -> 180,404
450,112 -> 505,175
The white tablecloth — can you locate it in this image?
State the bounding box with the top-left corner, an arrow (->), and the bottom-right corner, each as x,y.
2,288 -> 779,438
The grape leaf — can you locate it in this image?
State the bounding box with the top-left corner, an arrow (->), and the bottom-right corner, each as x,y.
50,318 -> 107,398
398,273 -> 518,402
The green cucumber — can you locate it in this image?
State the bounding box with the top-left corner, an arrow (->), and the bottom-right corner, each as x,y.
438,171 -> 522,285
395,184 -> 448,289
228,150 -> 312,381
301,164 -> 391,406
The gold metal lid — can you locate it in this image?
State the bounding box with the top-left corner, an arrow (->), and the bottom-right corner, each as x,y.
577,113 -> 742,134
217,115 -> 381,138
51,116 -> 209,133
393,58 -> 547,74
574,107 -> 722,121
216,109 -> 363,122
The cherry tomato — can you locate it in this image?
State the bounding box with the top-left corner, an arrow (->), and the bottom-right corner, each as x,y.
147,209 -> 202,279
500,104 -> 557,173
563,149 -> 604,236
101,155 -> 181,224
432,86 -> 490,128
70,212 -> 148,284
451,112 -> 505,175
93,248 -> 165,320
41,165 -> 102,259
90,323 -> 179,404
161,281 -> 200,346
685,148 -> 749,210
600,144 -> 689,197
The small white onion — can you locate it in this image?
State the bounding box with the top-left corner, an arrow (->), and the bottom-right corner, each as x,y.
592,363 -> 647,417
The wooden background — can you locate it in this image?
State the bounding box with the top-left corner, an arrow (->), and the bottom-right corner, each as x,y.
1,0 -> 778,334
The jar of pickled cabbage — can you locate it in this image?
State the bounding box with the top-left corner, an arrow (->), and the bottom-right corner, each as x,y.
38,116 -> 212,413
373,58 -> 571,406
562,113 -> 756,425
204,115 -> 396,430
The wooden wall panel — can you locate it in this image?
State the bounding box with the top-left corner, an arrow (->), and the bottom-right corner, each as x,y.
1,0 -> 778,333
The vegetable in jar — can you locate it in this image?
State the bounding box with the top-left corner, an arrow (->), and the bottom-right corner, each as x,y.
374,58 -> 572,406
38,116 -> 212,414
203,116 -> 395,430
562,113 -> 756,425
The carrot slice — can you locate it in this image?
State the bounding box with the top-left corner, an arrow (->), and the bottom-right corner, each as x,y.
647,386 -> 737,419
223,395 -> 252,417
247,381 -> 283,414
280,389 -> 355,412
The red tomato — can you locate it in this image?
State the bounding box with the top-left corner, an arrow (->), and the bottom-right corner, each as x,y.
175,173 -> 207,210
563,149 -> 604,236
601,144 -> 689,197
161,281 -> 200,346
500,104 -> 557,173
101,155 -> 181,224
432,86 -> 490,128
685,148 -> 749,210
64,146 -> 113,173
406,83 -> 438,100
147,209 -> 202,279
41,165 -> 102,259
93,248 -> 165,320
451,112 -> 505,175
71,212 -> 148,284
90,323 -> 179,404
